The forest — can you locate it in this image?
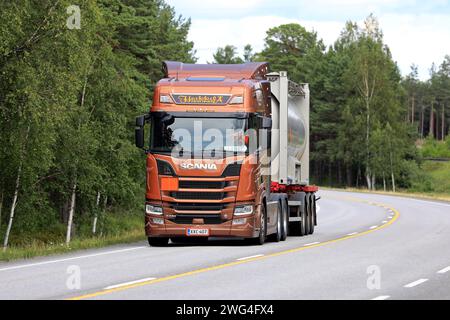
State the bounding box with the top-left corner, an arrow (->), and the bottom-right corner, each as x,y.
0,1 -> 449,254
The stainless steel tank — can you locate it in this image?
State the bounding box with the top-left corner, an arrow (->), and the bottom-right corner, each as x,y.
269,72 -> 310,185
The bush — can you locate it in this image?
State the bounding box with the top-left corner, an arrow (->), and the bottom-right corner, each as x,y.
397,160 -> 434,192
421,137 -> 450,158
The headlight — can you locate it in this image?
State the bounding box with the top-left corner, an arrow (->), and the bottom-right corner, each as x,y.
160,95 -> 173,103
146,204 -> 163,215
230,96 -> 243,104
234,205 -> 253,216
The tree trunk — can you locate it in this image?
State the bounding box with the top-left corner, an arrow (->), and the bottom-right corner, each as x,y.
389,149 -> 396,192
391,172 -> 396,192
383,173 -> 386,192
356,166 -> 361,188
420,105 -> 424,138
346,164 -> 353,187
92,191 -> 100,235
371,174 -> 376,191
366,173 -> 372,190
65,180 -> 77,245
3,124 -> 30,251
442,103 -> 445,141
429,101 -> 435,138
365,93 -> 371,190
3,165 -> 22,252
411,95 -> 415,124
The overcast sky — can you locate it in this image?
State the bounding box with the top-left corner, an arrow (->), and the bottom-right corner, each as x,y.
165,0 -> 450,80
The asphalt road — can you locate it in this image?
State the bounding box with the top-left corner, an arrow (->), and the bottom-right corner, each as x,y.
1,190 -> 450,300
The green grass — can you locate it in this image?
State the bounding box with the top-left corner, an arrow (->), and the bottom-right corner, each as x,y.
322,158 -> 450,202
0,211 -> 146,262
420,161 -> 450,195
322,186 -> 450,202
419,137 -> 450,158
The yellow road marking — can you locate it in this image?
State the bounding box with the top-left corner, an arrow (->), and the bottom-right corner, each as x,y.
68,196 -> 400,300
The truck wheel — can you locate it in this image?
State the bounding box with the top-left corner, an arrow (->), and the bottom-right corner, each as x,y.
308,194 -> 315,234
250,204 -> 267,245
300,197 -> 307,236
304,194 -> 311,235
268,202 -> 282,242
313,195 -> 318,226
280,199 -> 288,241
148,237 -> 169,247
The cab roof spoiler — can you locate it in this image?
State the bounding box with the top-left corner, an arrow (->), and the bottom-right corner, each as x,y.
162,61 -> 269,80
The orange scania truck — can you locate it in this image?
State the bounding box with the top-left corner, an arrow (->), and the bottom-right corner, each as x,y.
135,61 -> 318,246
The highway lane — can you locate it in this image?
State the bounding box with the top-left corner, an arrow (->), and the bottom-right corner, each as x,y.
0,190 -> 449,300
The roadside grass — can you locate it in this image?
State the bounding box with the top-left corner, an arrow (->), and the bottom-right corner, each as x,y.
419,161 -> 450,195
321,159 -> 450,203
321,186 -> 450,203
0,211 -> 146,262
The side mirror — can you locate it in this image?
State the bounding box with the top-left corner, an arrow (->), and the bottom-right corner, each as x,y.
135,115 -> 145,149
261,117 -> 272,129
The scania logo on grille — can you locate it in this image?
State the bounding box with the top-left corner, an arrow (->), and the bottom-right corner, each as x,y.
180,163 -> 218,170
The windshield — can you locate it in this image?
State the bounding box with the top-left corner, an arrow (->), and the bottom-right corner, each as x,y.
150,116 -> 247,157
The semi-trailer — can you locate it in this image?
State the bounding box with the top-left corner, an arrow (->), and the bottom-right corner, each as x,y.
135,61 -> 318,246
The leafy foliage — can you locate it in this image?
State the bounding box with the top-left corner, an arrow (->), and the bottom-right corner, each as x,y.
0,0 -> 195,248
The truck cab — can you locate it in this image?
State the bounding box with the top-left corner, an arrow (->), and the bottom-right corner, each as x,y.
135,61 -> 317,246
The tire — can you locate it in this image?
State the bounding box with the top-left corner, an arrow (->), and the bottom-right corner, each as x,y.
250,204 -> 267,245
148,237 -> 169,247
268,202 -> 282,242
310,194 -> 315,234
280,199 -> 288,241
313,194 -> 318,226
305,194 -> 312,235
300,197 -> 307,236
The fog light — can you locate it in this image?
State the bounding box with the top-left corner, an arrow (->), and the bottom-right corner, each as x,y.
152,218 -> 164,225
233,218 -> 246,225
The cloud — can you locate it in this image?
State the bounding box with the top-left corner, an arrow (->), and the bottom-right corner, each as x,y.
188,13 -> 450,80
380,13 -> 450,79
190,16 -> 342,63
166,0 -> 450,79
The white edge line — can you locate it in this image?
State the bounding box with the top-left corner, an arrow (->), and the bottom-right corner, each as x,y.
369,225 -> 378,229
236,254 -> 264,261
104,277 -> 157,290
303,242 -> 320,246
347,232 -> 358,236
382,220 -> 388,223
0,246 -> 147,272
437,266 -> 450,274
404,278 -> 429,288
404,198 -> 450,207
372,295 -> 390,300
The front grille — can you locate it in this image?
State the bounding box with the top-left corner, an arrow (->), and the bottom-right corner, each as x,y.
179,180 -> 226,189
170,214 -> 223,224
171,192 -> 224,200
170,203 -> 225,211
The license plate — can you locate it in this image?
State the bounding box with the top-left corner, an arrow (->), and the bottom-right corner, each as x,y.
186,228 -> 209,237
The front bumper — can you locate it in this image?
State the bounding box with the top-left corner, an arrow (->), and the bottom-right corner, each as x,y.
145,215 -> 258,238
